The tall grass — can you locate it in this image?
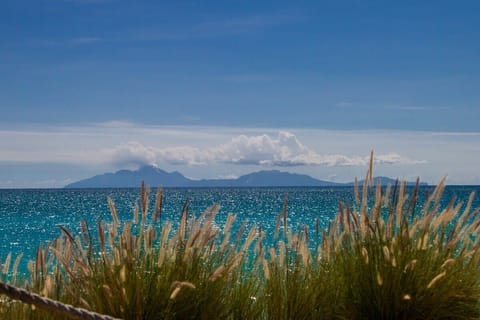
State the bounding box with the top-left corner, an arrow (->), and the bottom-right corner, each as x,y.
1,171 -> 480,319
323,175 -> 480,319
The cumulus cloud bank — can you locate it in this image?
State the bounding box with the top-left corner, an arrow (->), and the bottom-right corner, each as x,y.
105,131 -> 426,168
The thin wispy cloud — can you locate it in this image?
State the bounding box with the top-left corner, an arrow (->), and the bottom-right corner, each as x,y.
95,120 -> 136,128
63,0 -> 113,4
29,37 -> 102,47
196,13 -> 302,32
218,74 -> 274,83
386,105 -> 453,111
336,101 -> 354,108
69,37 -> 102,45
125,13 -> 303,42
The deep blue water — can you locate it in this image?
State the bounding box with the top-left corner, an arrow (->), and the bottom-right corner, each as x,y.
1,186 -> 479,274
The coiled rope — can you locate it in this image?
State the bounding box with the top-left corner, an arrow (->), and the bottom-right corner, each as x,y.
0,281 -> 122,320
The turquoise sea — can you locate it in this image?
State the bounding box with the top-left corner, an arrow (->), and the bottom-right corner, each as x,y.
1,186 -> 479,274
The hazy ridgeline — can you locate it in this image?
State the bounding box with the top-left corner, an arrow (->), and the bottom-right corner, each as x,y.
1,174 -> 480,319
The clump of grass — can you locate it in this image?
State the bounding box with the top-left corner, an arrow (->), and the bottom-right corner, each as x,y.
1,164 -> 480,319
257,198 -> 344,319
322,169 -> 480,319
47,183 -> 263,319
0,183 -> 263,319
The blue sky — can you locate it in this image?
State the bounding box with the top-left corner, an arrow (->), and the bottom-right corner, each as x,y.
0,0 -> 479,187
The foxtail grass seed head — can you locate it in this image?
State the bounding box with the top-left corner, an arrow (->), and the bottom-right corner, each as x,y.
274,212 -> 282,239
268,247 -> 276,263
279,241 -> 286,265
362,247 -> 369,264
427,271 -> 447,289
12,252 -> 23,279
375,179 -> 382,208
102,284 -> 113,298
41,275 -> 54,297
377,272 -> 383,286
140,181 -> 149,217
383,246 -> 391,262
227,253 -> 244,273
170,281 -> 196,299
153,187 -> 163,223
2,253 -> 11,274
208,265 -> 225,282
441,258 -> 455,269
300,241 -> 311,267
120,265 -> 127,283
133,204 -> 139,224
417,234 -> 429,250
384,184 -> 392,207
369,150 -> 374,184
79,298 -> 91,309
354,177 -> 359,203
170,287 -> 181,300
262,256 -> 270,280
391,256 -> 397,268
27,261 -> 34,276
403,294 -> 412,301
281,194 -> 288,238
224,214 -> 236,235
241,227 -> 257,252
108,197 -> 119,226
404,259 -> 418,273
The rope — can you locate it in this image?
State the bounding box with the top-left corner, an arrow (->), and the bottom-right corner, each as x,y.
0,282 -> 122,320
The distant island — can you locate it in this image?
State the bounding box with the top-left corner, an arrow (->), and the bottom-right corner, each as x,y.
64,165 -> 427,188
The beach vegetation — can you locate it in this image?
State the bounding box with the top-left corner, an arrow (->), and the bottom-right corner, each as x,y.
1,163 -> 480,319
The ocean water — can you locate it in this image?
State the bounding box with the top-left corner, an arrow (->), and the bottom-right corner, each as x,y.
1,186 -> 479,274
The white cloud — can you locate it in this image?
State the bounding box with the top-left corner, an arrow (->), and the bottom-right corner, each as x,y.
105,142 -> 158,168
103,131 -> 426,168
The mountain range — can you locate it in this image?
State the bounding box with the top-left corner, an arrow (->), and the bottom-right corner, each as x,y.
64,165 -> 426,188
